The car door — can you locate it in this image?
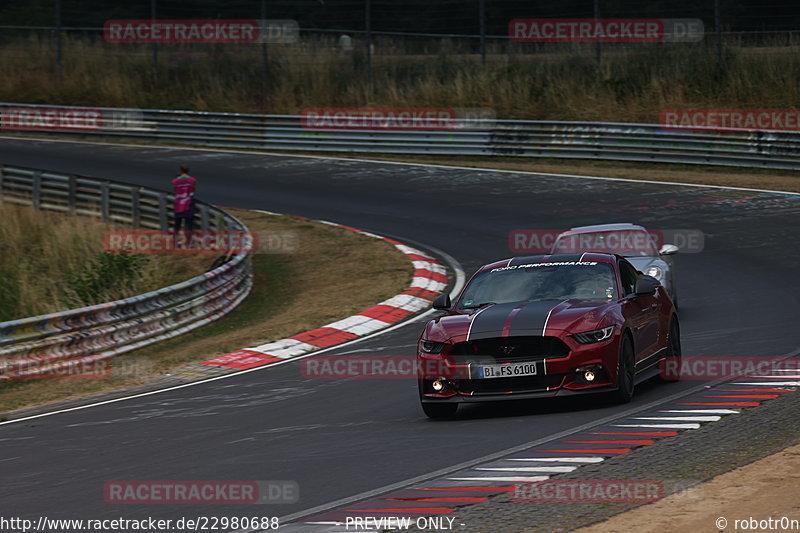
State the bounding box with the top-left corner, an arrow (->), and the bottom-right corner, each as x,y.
618,259 -> 660,362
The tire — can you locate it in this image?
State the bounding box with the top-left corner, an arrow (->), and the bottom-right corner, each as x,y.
659,318 -> 682,382
614,334 -> 635,403
421,402 -> 458,419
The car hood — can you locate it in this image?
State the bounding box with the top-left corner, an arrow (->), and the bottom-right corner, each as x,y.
426,299 -> 614,342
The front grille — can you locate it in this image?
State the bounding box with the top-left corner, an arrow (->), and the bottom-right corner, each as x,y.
448,336 -> 570,364
455,374 -> 565,395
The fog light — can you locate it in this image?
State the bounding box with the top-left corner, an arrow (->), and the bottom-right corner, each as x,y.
432,379 -> 445,392
575,364 -> 606,384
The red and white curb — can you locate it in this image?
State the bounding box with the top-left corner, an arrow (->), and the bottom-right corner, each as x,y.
285,362 -> 800,532
192,215 -> 448,373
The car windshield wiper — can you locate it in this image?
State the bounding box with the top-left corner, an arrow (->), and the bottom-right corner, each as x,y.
461,301 -> 496,309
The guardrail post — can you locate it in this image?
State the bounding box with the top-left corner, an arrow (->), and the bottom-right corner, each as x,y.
100,180 -> 110,223
199,203 -> 210,230
67,175 -> 77,215
158,191 -> 168,230
32,170 -> 43,209
131,187 -> 141,228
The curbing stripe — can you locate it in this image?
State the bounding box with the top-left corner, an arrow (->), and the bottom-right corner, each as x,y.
199,216 -> 449,370
291,382 -> 796,528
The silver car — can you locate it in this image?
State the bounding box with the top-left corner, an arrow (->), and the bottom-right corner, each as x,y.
551,223 -> 680,307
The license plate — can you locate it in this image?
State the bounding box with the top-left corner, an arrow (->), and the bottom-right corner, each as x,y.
474,361 -> 538,379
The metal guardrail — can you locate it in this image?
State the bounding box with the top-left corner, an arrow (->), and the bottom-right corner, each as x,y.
0,164 -> 253,379
1,102 -> 800,170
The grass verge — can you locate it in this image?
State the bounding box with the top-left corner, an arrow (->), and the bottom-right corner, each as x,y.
0,203 -> 209,321
2,36 -> 800,122
0,208 -> 411,414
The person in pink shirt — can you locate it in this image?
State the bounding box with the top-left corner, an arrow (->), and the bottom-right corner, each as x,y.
172,164 -> 197,234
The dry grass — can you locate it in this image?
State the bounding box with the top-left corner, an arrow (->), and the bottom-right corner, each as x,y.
0,203 -> 208,321
0,209 -> 412,413
2,35 -> 800,122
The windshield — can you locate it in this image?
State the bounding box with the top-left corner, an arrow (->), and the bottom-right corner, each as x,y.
459,262 -> 618,308
553,230 -> 658,257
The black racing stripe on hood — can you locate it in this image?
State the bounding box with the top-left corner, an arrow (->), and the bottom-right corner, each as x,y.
547,253 -> 585,262
508,299 -> 566,337
509,255 -> 546,266
467,302 -> 520,340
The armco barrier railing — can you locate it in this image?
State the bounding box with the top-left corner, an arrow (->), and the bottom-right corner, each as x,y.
0,164 -> 253,379
1,102 -> 800,170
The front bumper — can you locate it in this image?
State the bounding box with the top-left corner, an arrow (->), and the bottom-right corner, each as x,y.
418,334 -> 622,403
421,384 -> 621,404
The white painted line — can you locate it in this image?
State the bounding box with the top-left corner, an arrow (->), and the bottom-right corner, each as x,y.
408,277 -> 447,292
505,457 -> 605,463
377,294 -> 432,310
250,340 -> 319,359
336,318 -> 389,336
614,423 -> 701,429
634,416 -> 721,422
447,477 -> 550,483
249,338 -> 305,353
395,244 -> 426,255
475,466 -> 577,473
411,261 -> 446,274
734,382 -> 800,386
746,375 -> 800,379
659,409 -> 739,414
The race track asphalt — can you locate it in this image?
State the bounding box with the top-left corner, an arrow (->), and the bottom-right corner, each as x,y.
1,138 -> 798,525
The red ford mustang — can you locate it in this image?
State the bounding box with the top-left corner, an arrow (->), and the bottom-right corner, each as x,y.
418,253 -> 680,419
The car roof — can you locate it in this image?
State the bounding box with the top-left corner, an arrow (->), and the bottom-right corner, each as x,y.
560,223 -> 646,236
479,253 -> 618,273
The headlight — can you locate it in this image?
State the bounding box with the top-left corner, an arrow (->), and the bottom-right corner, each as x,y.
420,340 -> 445,354
572,326 -> 615,344
645,265 -> 664,281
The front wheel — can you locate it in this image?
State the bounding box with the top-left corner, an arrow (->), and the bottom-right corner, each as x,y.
421,402 -> 458,419
614,335 -> 635,403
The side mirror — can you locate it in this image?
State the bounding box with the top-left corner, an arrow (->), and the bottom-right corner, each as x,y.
634,278 -> 657,296
432,294 -> 451,310
659,243 -> 679,255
